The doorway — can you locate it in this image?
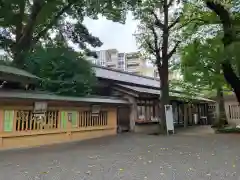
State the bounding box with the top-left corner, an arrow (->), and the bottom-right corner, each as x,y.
117,106 -> 130,133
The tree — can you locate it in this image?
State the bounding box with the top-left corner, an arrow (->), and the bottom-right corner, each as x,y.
180,0 -> 240,103
0,0 -> 138,68
204,0 -> 240,103
134,0 -> 182,132
180,36 -> 230,126
24,44 -> 96,96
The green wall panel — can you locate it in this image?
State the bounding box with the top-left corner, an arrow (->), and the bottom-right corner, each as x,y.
4,110 -> 14,132
61,111 -> 67,129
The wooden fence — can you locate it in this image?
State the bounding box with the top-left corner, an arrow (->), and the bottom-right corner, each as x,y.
0,107 -> 117,150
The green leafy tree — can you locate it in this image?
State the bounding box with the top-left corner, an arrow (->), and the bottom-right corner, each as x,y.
180,0 -> 240,103
180,36 -> 230,126
0,0 -> 138,67
134,0 -> 182,132
24,45 -> 96,96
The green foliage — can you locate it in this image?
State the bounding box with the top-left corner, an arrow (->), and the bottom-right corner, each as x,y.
216,127 -> 240,133
177,0 -> 240,95
180,36 -> 225,90
23,46 -> 96,96
0,0 -> 140,65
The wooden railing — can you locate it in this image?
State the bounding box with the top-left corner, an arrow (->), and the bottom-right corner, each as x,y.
10,109 -> 109,133
228,104 -> 240,119
79,111 -> 108,127
15,110 -> 59,132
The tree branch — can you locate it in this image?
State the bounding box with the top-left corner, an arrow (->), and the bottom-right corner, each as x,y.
151,11 -> 164,30
15,0 -> 26,42
168,16 -> 180,30
148,25 -> 162,66
145,40 -> 155,54
167,0 -> 175,8
149,26 -> 159,51
33,1 -> 75,43
205,0 -> 234,46
167,41 -> 180,60
17,0 -> 44,46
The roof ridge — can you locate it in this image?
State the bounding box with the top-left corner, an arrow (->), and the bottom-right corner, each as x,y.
92,64 -> 160,81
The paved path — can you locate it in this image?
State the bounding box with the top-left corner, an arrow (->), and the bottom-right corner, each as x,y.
0,132 -> 240,180
176,125 -> 215,136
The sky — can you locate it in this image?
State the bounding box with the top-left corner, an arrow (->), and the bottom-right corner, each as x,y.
83,12 -> 139,53
0,12 -> 138,56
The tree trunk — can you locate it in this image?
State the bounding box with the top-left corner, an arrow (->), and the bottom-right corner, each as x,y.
158,65 -> 170,133
13,50 -> 26,69
221,61 -> 240,103
215,86 -> 227,127
157,0 -> 170,134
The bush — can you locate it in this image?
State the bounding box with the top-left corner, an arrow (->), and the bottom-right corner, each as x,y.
216,127 -> 240,133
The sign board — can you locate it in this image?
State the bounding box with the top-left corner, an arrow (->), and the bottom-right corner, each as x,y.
165,105 -> 174,135
34,113 -> 45,122
34,102 -> 47,113
68,112 -> 73,122
91,105 -> 101,116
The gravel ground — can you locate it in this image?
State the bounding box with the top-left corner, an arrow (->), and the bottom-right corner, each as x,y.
0,132 -> 240,180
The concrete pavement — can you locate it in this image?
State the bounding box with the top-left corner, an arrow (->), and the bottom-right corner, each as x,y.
0,132 -> 239,180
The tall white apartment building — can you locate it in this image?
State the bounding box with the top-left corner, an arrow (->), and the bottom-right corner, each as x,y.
89,49 -> 153,76
117,53 -> 126,71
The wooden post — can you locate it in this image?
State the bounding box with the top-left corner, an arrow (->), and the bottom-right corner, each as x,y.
126,96 -> 137,132
184,103 -> 188,128
189,104 -> 192,125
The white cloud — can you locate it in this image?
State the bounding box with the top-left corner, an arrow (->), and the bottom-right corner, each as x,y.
83,12 -> 139,53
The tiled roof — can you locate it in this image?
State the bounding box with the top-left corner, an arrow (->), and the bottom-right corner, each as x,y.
0,65 -> 39,80
116,84 -> 161,95
93,65 -> 160,88
115,84 -> 215,102
0,90 -> 130,105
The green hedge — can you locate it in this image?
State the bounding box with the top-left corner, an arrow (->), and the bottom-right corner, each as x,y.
216,127 -> 240,133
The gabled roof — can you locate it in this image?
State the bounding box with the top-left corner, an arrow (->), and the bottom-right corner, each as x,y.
0,90 -> 130,105
93,65 -> 160,89
115,84 -> 161,95
0,65 -> 40,84
115,84 -> 215,102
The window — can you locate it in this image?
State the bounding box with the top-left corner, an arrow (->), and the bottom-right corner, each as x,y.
79,111 -> 108,127
136,100 -> 157,122
127,64 -> 139,68
118,61 -> 124,65
154,70 -> 159,78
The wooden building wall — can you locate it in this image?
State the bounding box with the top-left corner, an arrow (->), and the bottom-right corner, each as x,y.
0,100 -> 117,150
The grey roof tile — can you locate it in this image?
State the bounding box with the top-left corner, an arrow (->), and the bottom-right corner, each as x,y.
0,90 -> 130,105
0,65 -> 40,80
116,84 -> 215,102
93,65 -> 160,88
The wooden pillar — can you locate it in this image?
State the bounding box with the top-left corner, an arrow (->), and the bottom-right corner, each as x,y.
177,102 -> 180,124
184,103 -> 188,128
129,97 -> 137,132
188,103 -> 192,125
205,103 -> 209,125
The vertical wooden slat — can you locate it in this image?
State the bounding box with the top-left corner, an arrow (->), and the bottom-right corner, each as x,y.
89,113 -> 95,126
87,111 -> 89,127
84,111 -> 86,127
89,111 -> 91,126
50,112 -> 53,129
80,112 -> 83,127
30,112 -> 33,131
106,111 -> 108,125
96,114 -> 99,126
80,112 -> 82,127
0,110 -> 3,132
26,111 -> 29,131
12,110 -> 17,132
